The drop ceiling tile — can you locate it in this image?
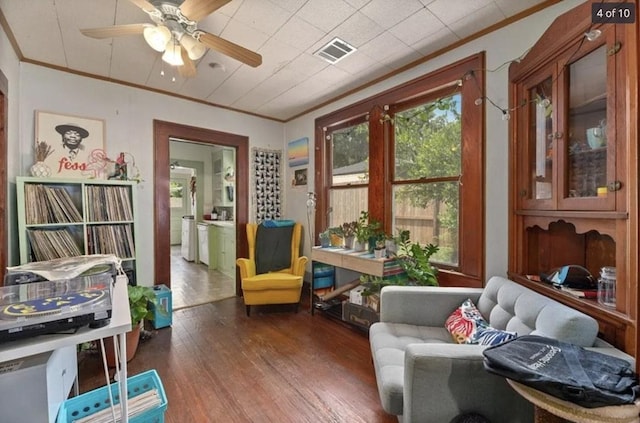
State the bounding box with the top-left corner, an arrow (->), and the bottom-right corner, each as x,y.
427,0 -> 494,25
332,11 -> 385,48
358,30 -> 410,63
266,0 -> 308,14
194,11 -> 231,37
379,45 -> 423,70
296,0 -> 357,33
273,15 -> 327,51
388,8 -> 444,46
208,65 -> 266,105
449,3 -> 505,39
285,52 -> 329,78
360,0 -> 425,29
233,67 -> 308,110
2,0 -> 65,65
110,36 -> 158,85
219,17 -> 270,53
495,0 -> 545,17
411,27 -> 460,56
335,51 -> 381,75
232,0 -> 292,36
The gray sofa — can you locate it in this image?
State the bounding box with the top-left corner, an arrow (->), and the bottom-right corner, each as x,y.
369,276 -> 634,423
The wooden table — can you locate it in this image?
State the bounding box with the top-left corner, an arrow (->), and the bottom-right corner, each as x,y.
507,379 -> 640,423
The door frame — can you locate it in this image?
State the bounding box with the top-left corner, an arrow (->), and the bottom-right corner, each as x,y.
0,71 -> 7,277
154,120 -> 248,296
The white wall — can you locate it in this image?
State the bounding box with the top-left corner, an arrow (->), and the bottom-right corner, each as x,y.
2,56 -> 283,286
283,0 -> 584,280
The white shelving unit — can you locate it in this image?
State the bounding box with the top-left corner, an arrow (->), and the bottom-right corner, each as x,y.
213,148 -> 234,208
16,177 -> 140,279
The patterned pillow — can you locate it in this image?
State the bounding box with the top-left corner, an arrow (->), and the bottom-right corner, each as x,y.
445,298 -> 488,344
475,327 -> 517,346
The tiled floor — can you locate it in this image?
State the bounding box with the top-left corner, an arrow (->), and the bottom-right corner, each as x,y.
169,245 -> 236,310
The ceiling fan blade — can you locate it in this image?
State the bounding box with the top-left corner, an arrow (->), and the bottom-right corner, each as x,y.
127,0 -> 157,13
199,32 -> 262,68
180,0 -> 231,22
179,50 -> 197,78
80,24 -> 148,39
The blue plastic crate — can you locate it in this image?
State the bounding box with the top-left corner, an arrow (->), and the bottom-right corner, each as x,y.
151,284 -> 172,329
57,369 -> 167,423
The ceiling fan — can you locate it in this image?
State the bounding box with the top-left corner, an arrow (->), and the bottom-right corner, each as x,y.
80,0 -> 262,78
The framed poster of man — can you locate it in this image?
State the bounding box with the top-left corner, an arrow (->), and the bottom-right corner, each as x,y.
36,111 -> 105,178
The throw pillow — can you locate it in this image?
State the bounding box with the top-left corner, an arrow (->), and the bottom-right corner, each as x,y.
475,327 -> 517,346
445,298 -> 488,344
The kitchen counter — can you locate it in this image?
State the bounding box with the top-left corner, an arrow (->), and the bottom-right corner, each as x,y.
201,220 -> 235,227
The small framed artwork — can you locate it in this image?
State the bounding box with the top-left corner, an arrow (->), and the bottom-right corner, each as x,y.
293,168 -> 308,187
35,110 -> 106,178
288,137 -> 309,167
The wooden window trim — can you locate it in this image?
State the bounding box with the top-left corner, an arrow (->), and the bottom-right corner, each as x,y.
314,53 -> 485,287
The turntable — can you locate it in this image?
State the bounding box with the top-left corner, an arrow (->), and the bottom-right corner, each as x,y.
1,255 -> 119,343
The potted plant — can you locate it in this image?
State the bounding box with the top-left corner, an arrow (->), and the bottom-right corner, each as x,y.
104,284 -> 157,367
341,221 -> 357,249
328,226 -> 344,247
319,230 -> 331,248
359,238 -> 439,296
373,235 -> 387,258
354,211 -> 380,252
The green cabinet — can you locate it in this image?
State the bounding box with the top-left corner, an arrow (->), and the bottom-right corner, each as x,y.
213,224 -> 235,277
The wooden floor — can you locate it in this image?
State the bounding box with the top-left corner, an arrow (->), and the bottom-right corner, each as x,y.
78,297 -> 396,423
170,245 -> 236,310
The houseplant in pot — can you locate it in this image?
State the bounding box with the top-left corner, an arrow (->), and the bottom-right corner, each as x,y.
341,221 -> 357,249
360,238 -> 439,296
103,284 -> 157,367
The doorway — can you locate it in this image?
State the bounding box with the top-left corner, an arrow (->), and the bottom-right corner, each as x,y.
153,120 -> 248,297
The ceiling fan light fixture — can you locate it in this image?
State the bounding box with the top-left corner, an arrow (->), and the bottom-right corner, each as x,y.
180,34 -> 206,61
143,25 -> 171,52
162,40 -> 184,66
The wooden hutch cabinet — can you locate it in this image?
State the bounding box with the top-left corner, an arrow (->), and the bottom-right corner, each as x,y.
508,0 -> 639,362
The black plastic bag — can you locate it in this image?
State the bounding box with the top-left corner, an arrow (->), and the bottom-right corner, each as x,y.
483,335 -> 640,408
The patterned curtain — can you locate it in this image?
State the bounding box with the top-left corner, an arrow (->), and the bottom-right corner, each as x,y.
252,148 -> 282,223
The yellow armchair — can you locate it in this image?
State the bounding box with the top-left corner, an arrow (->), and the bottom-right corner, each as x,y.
236,222 -> 308,316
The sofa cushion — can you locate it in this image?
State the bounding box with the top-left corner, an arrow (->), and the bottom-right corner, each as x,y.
369,322 -> 452,415
476,276 -> 599,347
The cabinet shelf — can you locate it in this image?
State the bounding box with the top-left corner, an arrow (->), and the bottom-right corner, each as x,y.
17,177 -> 140,279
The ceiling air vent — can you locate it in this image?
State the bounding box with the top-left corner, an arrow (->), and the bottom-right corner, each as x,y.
314,37 -> 357,64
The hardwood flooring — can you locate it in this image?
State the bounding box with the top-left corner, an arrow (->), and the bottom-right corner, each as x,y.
170,245 -> 236,310
78,297 -> 396,423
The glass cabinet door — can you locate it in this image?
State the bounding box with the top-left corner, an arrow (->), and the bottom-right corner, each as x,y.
558,26 -> 616,210
518,66 -> 556,210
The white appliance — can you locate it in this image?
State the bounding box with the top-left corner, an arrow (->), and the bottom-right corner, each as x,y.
0,345 -> 77,423
181,216 -> 196,261
197,223 -> 209,266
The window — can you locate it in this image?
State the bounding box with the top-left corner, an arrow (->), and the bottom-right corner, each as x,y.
390,92 -> 461,266
315,53 -> 485,286
327,117 -> 369,226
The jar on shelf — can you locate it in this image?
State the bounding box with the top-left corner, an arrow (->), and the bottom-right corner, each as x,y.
598,266 -> 616,307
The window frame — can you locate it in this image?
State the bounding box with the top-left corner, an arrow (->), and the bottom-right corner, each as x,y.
314,53 -> 485,287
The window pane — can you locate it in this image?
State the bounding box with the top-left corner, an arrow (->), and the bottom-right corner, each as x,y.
170,181 -> 185,209
394,94 -> 461,181
329,187 -> 368,227
392,181 -> 459,266
331,122 -> 369,186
